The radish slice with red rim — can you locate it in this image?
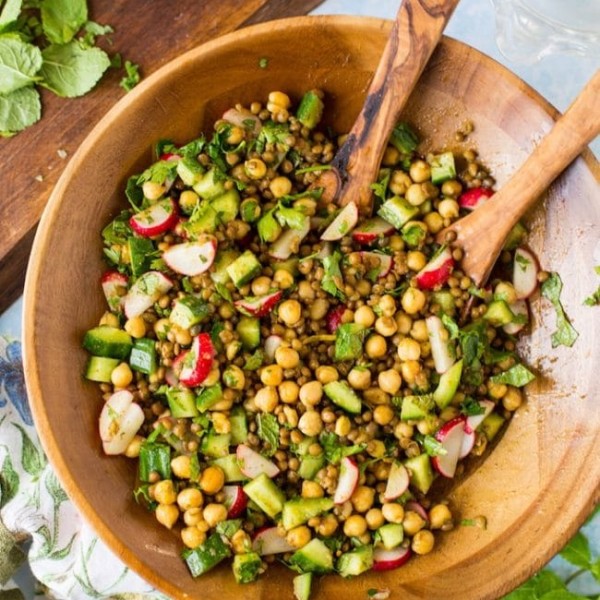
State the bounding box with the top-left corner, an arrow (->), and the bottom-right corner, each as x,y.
101,270 -> 128,312
333,456 -> 359,504
372,546 -> 412,571
383,462 -> 410,501
405,500 -> 430,524
458,186 -> 494,210
352,216 -> 395,244
223,485 -> 248,518
99,390 -> 144,455
252,526 -> 296,555
326,305 -> 346,334
179,333 -> 214,387
234,290 -> 283,317
320,201 -> 359,241
268,217 -> 310,260
222,107 -> 261,136
348,251 -> 393,278
431,416 -> 467,478
503,299 -> 529,335
124,271 -> 173,319
415,246 -> 454,290
237,444 -> 280,479
130,198 -> 179,238
264,335 -> 283,361
162,237 -> 217,277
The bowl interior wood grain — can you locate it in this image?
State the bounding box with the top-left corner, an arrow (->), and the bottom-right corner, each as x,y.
23,16 -> 600,600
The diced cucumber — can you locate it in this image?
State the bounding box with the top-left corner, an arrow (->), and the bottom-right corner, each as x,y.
433,359 -> 463,409
232,552 -> 262,584
377,196 -> 419,230
282,497 -> 334,531
183,202 -> 219,236
404,453 -> 434,494
289,538 -> 333,574
243,473 -> 285,518
182,532 -> 231,577
227,250 -> 262,288
294,436 -> 316,457
323,381 -> 362,414
503,221 -> 528,251
129,337 -> 157,374
193,168 -> 226,200
430,151 -> 456,185
273,258 -> 299,275
483,299 -> 515,326
211,454 -> 247,482
201,432 -> 231,458
377,523 -> 404,550
177,157 -> 204,187
211,189 -> 240,224
336,544 -> 373,577
293,572 -> 312,600
83,326 -> 132,360
401,221 -> 427,248
298,454 -> 325,481
167,386 -> 199,418
481,412 -> 505,441
196,384 -> 223,412
400,394 -> 435,421
431,290 -> 456,315
211,248 -> 240,285
138,442 -> 171,482
390,122 -> 419,154
85,356 -> 119,382
216,519 -> 242,539
128,236 -> 155,279
170,295 -> 209,329
297,90 -> 324,129
236,316 -> 260,350
230,406 -> 248,445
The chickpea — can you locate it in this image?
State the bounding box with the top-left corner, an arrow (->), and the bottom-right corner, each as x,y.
351,486 -> 375,513
171,455 -> 192,479
373,403 -> 396,425
279,380 -> 300,404
283,406 -> 299,428
335,415 -> 351,437
429,504 -> 453,530
406,251 -> 427,272
223,365 -> 246,390
343,514 -> 368,537
302,480 -> 324,498
394,421 -> 414,440
402,510 -> 426,535
203,503 -> 228,528
354,305 -> 376,328
363,387 -> 390,405
155,503 -> 179,529
389,170 -> 412,195
400,360 -> 421,384
379,295 -> 397,317
124,435 -> 143,458
261,364 -> 284,387
203,366 -> 221,387
382,503 -> 405,524
406,183 -> 428,206
412,530 -> 435,555
494,281 -> 518,305
111,362 -> 133,388
503,386 -> 523,411
275,345 -> 300,369
231,529 -> 252,554
183,508 -> 204,527
175,328 -> 192,346
424,211 -> 444,234
315,366 -> 339,385
410,159 -> 431,183
142,181 -> 165,200
298,410 -> 323,436
401,288 -> 426,315
375,316 -> 398,337
268,91 -> 291,110
309,298 -> 329,321
299,381 -> 323,407
177,488 -> 204,511
438,198 -> 460,219
366,508 -> 385,530
317,514 -> 339,537
199,466 -> 225,495
179,190 -> 199,213
410,319 -> 429,341
254,386 -> 279,412
245,158 -> 267,179
488,381 -> 508,400
273,269 -> 294,289
269,176 -> 292,198
397,337 -> 422,361
348,367 -> 371,390
365,334 -> 387,358
125,316 -> 146,338
298,280 -> 315,301
181,526 -> 206,549
382,145 -> 400,166
441,179 -> 463,197
251,276 -> 273,296
279,299 -> 302,326
286,525 -> 312,549
395,313 -> 413,335
367,439 -> 386,458
212,412 -> 231,434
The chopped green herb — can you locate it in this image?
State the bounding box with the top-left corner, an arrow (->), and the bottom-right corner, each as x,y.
490,363 -> 535,387
417,434 -> 447,457
334,323 -> 367,362
243,349 -> 264,371
541,272 -> 579,348
370,168 -> 391,202
321,250 -> 345,300
460,397 -> 486,416
120,59 -> 141,92
390,122 -> 419,155
81,20 -> 113,46
275,205 -> 307,230
137,159 -> 178,186
256,413 -> 279,456
258,57 -> 268,68
319,431 -> 365,465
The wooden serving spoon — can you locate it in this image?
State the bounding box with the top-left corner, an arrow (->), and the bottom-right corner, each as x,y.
438,69 -> 600,286
316,0 -> 460,215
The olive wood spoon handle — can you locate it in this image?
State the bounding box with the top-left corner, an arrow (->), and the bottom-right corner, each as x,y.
316,0 -> 460,214
438,69 -> 600,287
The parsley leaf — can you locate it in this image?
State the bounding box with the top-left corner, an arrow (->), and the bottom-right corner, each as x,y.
370,168 -> 391,202
275,205 -> 307,230
120,59 -> 141,92
319,431 -> 365,465
460,397 -> 486,416
416,433 -> 447,457
334,323 -> 367,362
490,364 -> 535,387
137,158 -> 178,185
541,272 -> 579,348
256,413 -> 279,456
321,250 -> 345,300
243,349 -> 264,371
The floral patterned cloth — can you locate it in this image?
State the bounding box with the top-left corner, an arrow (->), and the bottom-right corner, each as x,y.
0,337 -> 167,600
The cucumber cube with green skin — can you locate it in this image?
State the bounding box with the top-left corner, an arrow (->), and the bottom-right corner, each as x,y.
430,151 -> 456,185
431,290 -> 456,315
211,188 -> 240,223
193,168 -> 226,200
336,544 -> 374,577
390,122 -> 419,154
138,442 -> 171,482
400,394 -> 435,421
83,326 -> 133,360
129,337 -> 157,374
404,453 -> 434,495
298,454 -> 325,481
289,538 -> 334,574
85,356 -> 119,382
128,236 -> 155,279
377,196 -> 419,230
167,387 -> 198,418
433,359 -> 463,409
201,433 -> 231,458
227,250 -> 262,288
230,406 -> 248,445
183,203 -> 219,235
293,573 -> 312,600
282,497 -> 334,531
297,91 -> 324,129
170,295 -> 209,329
211,248 -> 240,285
196,384 -> 224,412
211,454 -> 247,482
483,299 -> 515,326
481,412 -> 505,441
236,316 -> 260,350
323,381 -> 362,414
377,523 -> 404,550
243,473 -> 285,518
182,533 -> 231,577
232,552 -> 262,584
176,157 -> 204,187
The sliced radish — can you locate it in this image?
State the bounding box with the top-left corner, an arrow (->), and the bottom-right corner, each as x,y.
162,237 -> 217,277
101,270 -> 128,312
513,247 -> 540,299
237,444 -> 280,479
252,526 -> 296,555
333,456 -> 359,504
179,333 -> 214,387
372,546 -> 412,571
349,251 -> 393,278
465,400 -> 495,433
223,485 -> 248,518
503,299 -> 529,335
352,216 -> 395,244
383,462 -> 409,502
130,198 -> 179,237
234,290 -> 283,317
459,429 -> 476,459
415,247 -> 454,290
222,107 -> 261,136
159,152 -> 181,162
426,315 -> 456,375
124,271 -> 173,319
458,186 -> 494,211
268,216 -> 310,260
326,305 -> 347,334
264,335 -> 283,361
99,390 -> 144,455
320,201 -> 358,241
405,501 -> 429,524
432,416 -> 466,478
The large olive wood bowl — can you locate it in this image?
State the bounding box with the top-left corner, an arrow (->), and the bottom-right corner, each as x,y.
24,16 -> 600,600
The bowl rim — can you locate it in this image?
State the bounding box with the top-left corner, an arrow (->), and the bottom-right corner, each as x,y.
23,13 -> 600,600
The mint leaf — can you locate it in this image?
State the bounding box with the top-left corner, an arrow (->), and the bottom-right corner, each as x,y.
590,558 -> 600,582
0,0 -> 22,31
0,85 -> 41,134
541,272 -> 579,348
334,323 -> 367,362
538,592 -> 586,600
490,364 -> 535,387
81,20 -> 113,46
256,413 -> 279,456
504,570 -> 567,599
120,59 -> 140,92
41,0 -> 87,44
319,431 -> 364,464
559,532 -> 592,570
40,41 -> 110,97
0,35 -> 42,94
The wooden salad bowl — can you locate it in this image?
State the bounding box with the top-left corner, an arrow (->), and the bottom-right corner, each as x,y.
23,16 -> 600,600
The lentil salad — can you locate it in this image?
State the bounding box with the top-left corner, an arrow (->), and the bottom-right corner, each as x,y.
82,89 -> 539,596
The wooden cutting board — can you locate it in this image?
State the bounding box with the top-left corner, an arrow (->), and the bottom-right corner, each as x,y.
0,0 -> 324,313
